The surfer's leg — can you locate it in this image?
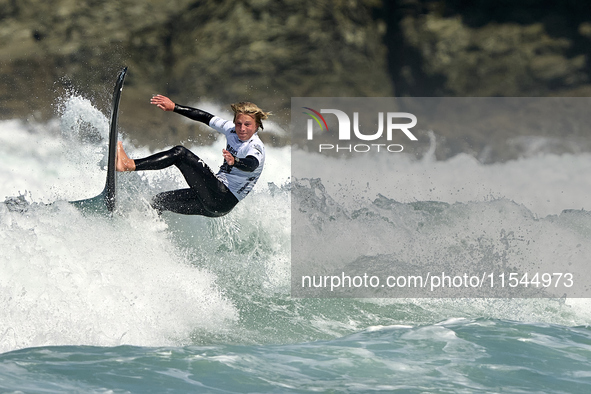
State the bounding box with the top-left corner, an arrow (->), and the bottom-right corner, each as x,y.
116,142 -> 136,172
152,188 -> 210,216
168,147 -> 219,190
135,146 -> 218,191
133,146 -> 201,176
131,146 -> 181,172
132,145 -> 239,216
152,188 -> 238,217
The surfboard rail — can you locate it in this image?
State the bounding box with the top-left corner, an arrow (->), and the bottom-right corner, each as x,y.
70,67 -> 128,214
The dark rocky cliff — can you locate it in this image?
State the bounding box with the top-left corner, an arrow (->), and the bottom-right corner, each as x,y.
1,0 -> 590,155
384,0 -> 591,97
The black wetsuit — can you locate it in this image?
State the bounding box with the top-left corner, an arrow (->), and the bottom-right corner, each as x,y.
134,105 -> 260,217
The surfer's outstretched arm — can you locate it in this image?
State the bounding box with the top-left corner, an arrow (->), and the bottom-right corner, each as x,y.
150,94 -> 214,125
116,142 -> 136,172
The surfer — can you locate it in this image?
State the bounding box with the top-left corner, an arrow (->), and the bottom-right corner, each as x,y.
116,95 -> 268,216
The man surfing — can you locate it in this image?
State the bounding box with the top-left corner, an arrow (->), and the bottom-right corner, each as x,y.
116,95 -> 268,216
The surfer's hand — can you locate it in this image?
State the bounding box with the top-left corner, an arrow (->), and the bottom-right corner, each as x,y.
222,149 -> 235,165
150,95 -> 175,111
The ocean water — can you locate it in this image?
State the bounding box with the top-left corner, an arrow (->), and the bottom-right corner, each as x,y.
1,96 -> 591,393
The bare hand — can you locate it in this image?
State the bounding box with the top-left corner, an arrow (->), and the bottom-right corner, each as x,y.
222,149 -> 235,165
150,94 -> 175,111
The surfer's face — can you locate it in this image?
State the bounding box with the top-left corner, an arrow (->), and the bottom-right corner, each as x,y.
235,113 -> 258,141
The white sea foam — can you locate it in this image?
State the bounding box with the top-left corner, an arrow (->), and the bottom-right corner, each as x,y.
292,148 -> 591,218
0,200 -> 237,353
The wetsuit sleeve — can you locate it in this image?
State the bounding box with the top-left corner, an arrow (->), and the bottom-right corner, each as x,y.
233,155 -> 259,172
173,104 -> 214,125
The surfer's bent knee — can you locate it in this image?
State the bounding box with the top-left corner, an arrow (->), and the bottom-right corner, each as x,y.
170,145 -> 191,159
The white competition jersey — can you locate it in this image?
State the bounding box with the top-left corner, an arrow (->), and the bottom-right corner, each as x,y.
209,116 -> 265,201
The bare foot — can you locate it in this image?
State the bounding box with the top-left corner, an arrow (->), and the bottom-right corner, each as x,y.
116,141 -> 136,171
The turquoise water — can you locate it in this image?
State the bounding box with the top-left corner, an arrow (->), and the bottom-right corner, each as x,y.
1,97 -> 591,392
1,319 -> 590,393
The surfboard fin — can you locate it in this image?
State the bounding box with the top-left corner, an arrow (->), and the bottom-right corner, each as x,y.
69,189 -> 113,214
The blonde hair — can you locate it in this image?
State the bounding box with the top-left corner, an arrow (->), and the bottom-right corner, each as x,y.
231,102 -> 270,130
